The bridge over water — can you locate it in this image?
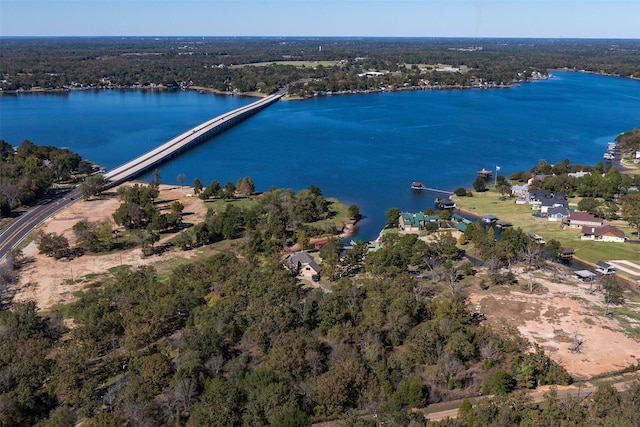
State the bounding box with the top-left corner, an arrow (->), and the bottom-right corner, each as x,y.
104,88 -> 286,187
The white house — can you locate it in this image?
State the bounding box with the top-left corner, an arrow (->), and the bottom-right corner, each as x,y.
580,225 -> 626,243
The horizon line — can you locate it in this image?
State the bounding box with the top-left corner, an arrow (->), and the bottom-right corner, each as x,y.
1,35 -> 639,41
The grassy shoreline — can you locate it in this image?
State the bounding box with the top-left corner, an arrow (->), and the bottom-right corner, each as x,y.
452,189 -> 640,268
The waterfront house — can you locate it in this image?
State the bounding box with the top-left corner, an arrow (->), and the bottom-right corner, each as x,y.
580,224 -> 626,242
526,231 -> 546,244
559,247 -> 574,260
481,214 -> 498,224
286,251 -> 322,278
563,210 -> 604,229
575,270 -> 597,281
436,197 -> 456,209
399,212 -> 439,232
595,261 -> 616,275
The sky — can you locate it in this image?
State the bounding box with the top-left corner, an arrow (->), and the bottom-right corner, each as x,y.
1,0 -> 639,39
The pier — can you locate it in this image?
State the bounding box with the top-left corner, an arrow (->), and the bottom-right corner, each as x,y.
104,88 -> 286,188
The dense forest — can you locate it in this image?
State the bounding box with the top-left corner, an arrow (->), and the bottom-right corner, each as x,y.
3,170 -> 638,426
1,37 -> 639,97
0,139 -> 93,217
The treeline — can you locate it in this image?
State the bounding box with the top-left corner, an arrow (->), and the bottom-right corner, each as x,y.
0,250 -> 571,426
0,139 -> 93,217
2,38 -> 639,96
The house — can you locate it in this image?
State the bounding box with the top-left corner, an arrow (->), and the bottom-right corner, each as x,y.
436,197 -> 456,209
559,247 -> 574,260
540,195 -> 568,214
546,206 -> 569,221
481,214 -> 498,224
575,270 -> 597,281
563,210 -> 604,229
286,251 -> 321,278
595,261 -> 616,275
512,184 -> 529,204
568,171 -> 590,179
526,231 -> 546,244
580,224 -> 626,242
399,212 -> 439,232
511,184 -> 529,197
528,190 -> 567,212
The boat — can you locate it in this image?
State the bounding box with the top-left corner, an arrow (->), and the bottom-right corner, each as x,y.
411,182 -> 427,190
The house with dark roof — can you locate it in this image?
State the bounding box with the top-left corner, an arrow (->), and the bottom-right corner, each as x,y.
563,210 -> 604,229
528,190 -> 568,212
595,261 -> 616,275
546,206 -> 569,221
580,224 -> 626,243
481,214 -> 498,224
286,251 -> 322,278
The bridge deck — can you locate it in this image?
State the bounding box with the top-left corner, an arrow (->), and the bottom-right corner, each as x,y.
104,90 -> 285,186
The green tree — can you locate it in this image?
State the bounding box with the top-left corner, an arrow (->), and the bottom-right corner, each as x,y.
482,369 -> 516,395
193,177 -> 203,195
620,192 -> 640,238
602,275 -> 624,317
473,176 -> 487,192
37,231 -> 71,259
348,204 -> 361,220
80,174 -> 106,200
385,207 -> 400,228
236,177 -> 255,196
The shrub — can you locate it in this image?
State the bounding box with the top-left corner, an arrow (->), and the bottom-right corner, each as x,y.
482,370 -> 516,395
454,187 -> 468,196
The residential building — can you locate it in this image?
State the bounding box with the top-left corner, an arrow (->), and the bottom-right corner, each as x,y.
286,251 -> 322,278
580,224 -> 626,242
399,212 -> 439,232
563,210 -> 604,229
595,261 -> 616,275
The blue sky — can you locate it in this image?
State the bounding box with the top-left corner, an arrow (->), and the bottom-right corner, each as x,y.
1,0 -> 639,38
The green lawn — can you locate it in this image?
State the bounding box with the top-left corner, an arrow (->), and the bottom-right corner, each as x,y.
453,189 -> 640,265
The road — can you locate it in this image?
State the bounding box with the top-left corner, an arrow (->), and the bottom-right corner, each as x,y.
0,187 -> 81,260
422,380 -> 637,422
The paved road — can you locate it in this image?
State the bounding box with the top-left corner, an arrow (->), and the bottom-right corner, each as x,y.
0,187 -> 81,261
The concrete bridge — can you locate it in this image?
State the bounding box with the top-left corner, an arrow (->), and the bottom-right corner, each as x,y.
104,88 -> 286,187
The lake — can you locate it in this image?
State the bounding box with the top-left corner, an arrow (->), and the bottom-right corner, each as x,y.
1,71 -> 639,239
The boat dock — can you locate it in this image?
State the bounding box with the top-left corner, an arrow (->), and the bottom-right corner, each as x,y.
411,182 -> 453,195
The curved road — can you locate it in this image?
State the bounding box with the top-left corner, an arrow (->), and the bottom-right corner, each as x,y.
0,187 -> 81,260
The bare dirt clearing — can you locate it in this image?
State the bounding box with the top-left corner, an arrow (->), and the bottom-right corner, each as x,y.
15,184 -> 206,310
470,267 -> 640,381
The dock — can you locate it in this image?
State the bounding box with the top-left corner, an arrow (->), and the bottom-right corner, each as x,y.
411,182 -> 453,195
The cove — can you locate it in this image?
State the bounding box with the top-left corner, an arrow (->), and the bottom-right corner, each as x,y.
1,71 -> 639,239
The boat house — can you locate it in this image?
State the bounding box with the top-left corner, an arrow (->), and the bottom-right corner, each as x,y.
595,261 -> 616,275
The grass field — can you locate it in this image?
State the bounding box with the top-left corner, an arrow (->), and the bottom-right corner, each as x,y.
453,189 -> 640,266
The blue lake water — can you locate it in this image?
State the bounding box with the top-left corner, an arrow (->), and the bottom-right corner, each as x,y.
1,71 -> 639,239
